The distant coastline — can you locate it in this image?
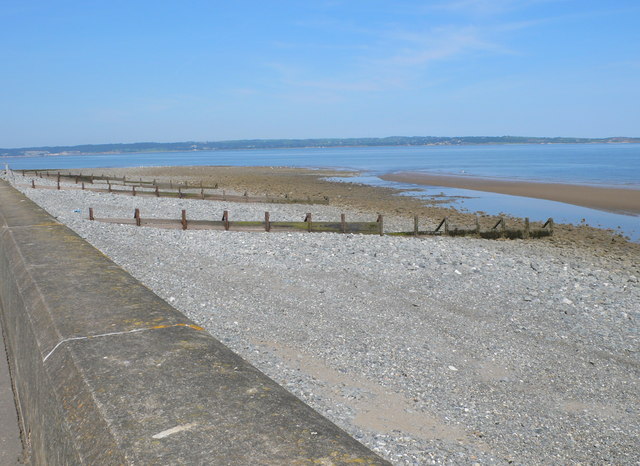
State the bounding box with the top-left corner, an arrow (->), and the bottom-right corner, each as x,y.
2,136 -> 639,157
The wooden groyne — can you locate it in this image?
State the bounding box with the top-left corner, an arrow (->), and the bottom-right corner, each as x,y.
16,169 -> 331,205
88,207 -> 554,239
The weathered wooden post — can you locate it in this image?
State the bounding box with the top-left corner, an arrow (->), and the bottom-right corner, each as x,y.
265,212 -> 271,232
501,216 -> 506,235
108,182 -> 112,193
377,214 -> 384,236
57,179 -> 60,190
178,187 -> 183,199
475,215 -> 480,235
201,188 -> 205,200
305,213 -> 312,232
75,176 -> 79,184
155,186 -> 159,197
181,210 -> 187,230
414,215 -> 419,236
134,208 -> 141,226
341,214 -> 346,233
82,182 -> 85,190
132,186 -> 136,196
89,208 -> 94,221
222,210 -> 229,231
444,217 -> 449,235
31,180 -> 35,189
524,217 -> 530,239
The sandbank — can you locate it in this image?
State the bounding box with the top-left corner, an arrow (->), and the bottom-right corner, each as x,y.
381,172 -> 640,216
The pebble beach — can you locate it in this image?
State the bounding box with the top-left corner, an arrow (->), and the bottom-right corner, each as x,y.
5,169 -> 639,465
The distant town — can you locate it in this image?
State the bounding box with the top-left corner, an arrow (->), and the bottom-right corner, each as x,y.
2,136 -> 639,157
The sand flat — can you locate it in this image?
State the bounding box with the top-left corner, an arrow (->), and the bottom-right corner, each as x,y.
381,172 -> 640,216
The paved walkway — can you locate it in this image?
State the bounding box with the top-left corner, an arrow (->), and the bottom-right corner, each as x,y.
0,319 -> 22,464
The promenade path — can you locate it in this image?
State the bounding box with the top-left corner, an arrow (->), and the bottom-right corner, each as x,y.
0,318 -> 22,464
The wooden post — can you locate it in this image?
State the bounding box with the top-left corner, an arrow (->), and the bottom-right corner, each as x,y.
222,211 -> 229,231
377,214 -> 384,236
304,213 -> 312,232
170,179 -> 173,189
524,217 -> 530,239
82,182 -> 85,190
108,182 -> 112,193
475,215 -> 480,235
178,187 -> 182,199
181,210 -> 187,230
132,186 -> 136,196
414,215 -> 419,236
89,208 -> 94,221
501,216 -> 506,235
31,180 -> 35,189
223,190 -> 226,201
155,186 -> 159,197
341,214 -> 346,233
57,180 -> 60,190
201,188 -> 205,200
444,217 -> 449,235
134,208 -> 141,226
75,176 -> 79,184
547,218 -> 554,235
265,212 -> 271,232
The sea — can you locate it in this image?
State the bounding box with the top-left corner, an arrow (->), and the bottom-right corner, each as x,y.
2,143 -> 639,240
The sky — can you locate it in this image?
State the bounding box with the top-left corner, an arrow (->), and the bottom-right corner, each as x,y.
1,0 -> 639,147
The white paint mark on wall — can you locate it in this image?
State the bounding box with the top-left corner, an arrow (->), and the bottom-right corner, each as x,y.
152,422 -> 198,439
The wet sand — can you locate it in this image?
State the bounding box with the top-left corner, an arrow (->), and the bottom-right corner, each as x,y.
381,172 -> 640,216
89,166 -> 640,261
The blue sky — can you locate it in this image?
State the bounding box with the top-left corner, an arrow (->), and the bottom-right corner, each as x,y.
1,0 -> 639,147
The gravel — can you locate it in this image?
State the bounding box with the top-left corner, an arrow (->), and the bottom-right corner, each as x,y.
8,173 -> 640,465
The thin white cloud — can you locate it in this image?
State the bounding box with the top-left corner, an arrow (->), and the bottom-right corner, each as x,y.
378,26 -> 512,67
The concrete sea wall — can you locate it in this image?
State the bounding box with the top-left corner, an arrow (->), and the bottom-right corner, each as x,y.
0,180 -> 386,464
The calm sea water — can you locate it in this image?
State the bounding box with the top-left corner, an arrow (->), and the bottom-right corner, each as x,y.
3,143 -> 639,239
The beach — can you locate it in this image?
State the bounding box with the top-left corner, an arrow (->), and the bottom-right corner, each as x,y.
381,172 -> 640,216
5,168 -> 639,464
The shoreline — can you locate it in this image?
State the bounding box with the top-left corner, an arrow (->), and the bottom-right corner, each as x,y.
66,166 -> 640,257
381,172 -> 640,216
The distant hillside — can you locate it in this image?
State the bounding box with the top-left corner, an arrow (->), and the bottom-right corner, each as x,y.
2,136 -> 639,157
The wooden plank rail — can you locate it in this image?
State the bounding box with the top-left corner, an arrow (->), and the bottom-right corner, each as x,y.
87,208 -> 553,239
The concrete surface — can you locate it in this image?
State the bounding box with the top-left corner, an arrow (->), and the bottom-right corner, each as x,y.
0,179 -> 388,464
0,317 -> 22,465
